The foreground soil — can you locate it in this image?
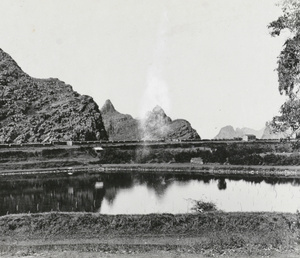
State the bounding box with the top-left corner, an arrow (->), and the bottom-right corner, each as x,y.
0,212 -> 300,257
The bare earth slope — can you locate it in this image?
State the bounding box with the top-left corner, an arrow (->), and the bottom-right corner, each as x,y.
101,100 -> 200,141
0,49 -> 107,143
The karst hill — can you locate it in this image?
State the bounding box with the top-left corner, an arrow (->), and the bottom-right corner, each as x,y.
214,125 -> 289,140
100,99 -> 140,141
0,48 -> 199,144
0,48 -> 108,143
101,99 -> 200,141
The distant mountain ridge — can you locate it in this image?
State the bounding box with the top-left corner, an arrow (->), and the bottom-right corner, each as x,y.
214,125 -> 288,140
214,125 -> 264,139
101,100 -> 200,141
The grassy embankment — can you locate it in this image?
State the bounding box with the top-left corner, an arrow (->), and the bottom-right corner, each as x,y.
0,145 -> 100,171
0,212 -> 299,257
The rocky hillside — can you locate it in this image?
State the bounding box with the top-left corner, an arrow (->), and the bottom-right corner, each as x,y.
101,100 -> 200,141
100,99 -> 139,141
140,106 -> 200,140
214,126 -> 264,139
0,48 -> 108,143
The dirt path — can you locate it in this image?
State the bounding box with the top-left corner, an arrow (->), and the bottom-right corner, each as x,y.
1,238 -> 299,258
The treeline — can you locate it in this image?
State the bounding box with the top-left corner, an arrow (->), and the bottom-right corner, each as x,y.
99,143 -> 300,166
99,148 -> 210,164
229,153 -> 300,166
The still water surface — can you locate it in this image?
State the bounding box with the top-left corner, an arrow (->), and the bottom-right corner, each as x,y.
1,172 -> 300,215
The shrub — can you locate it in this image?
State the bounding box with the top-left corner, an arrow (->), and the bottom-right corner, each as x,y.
191,200 -> 219,212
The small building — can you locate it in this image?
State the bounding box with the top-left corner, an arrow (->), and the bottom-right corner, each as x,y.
93,146 -> 104,158
242,134 -> 256,141
67,141 -> 73,146
197,147 -> 213,153
93,146 -> 103,153
190,157 -> 204,164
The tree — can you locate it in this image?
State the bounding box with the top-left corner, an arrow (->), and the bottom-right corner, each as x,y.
270,95 -> 300,136
269,0 -> 300,135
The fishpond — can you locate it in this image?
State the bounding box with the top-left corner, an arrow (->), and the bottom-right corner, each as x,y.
0,172 -> 300,215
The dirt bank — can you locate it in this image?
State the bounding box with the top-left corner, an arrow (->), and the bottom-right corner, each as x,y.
0,212 -> 299,257
2,163 -> 300,179
102,163 -> 300,178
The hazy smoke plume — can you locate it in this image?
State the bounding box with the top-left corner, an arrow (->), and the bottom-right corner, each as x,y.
140,10 -> 171,117
139,10 -> 171,140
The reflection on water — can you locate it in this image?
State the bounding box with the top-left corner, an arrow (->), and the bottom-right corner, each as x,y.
217,178 -> 227,190
0,172 -> 300,215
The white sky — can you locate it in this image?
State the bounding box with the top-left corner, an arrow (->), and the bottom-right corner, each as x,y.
0,0 -> 287,138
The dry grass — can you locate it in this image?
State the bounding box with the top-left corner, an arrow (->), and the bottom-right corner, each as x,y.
0,212 -> 299,256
